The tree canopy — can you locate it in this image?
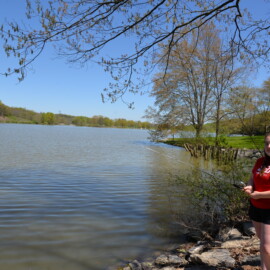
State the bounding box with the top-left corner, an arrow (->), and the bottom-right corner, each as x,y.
149,23 -> 243,138
1,0 -> 270,104
228,83 -> 270,135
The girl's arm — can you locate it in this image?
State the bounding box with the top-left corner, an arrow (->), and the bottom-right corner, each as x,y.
250,191 -> 270,200
244,173 -> 270,199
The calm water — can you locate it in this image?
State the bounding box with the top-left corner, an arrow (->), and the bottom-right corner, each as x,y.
0,124 -> 211,270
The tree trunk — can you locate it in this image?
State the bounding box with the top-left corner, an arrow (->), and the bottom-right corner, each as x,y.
215,101 -> 221,146
195,124 -> 203,138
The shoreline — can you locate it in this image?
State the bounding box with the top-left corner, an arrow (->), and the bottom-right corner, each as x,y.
160,140 -> 262,161
112,222 -> 260,270
0,122 -> 150,130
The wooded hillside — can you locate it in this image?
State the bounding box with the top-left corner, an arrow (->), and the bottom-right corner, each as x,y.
0,101 -> 153,129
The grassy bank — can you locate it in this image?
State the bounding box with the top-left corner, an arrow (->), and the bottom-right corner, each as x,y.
164,135 -> 264,150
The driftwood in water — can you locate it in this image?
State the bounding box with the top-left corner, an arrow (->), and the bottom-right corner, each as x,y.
184,143 -> 239,163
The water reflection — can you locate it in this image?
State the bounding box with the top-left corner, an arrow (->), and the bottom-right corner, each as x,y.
143,143 -> 216,239
0,124 -> 214,269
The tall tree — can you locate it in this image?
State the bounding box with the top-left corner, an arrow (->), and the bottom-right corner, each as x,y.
150,23 -> 239,138
210,43 -> 243,143
1,0 -> 270,103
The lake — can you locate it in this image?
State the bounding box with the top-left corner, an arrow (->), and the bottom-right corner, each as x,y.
0,124 -> 212,270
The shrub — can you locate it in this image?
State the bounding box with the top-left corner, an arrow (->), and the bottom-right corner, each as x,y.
165,159 -> 253,240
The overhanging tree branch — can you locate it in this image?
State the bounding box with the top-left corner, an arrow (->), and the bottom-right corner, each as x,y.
1,0 -> 270,103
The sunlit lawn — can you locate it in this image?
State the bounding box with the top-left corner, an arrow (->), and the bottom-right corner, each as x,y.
225,136 -> 264,149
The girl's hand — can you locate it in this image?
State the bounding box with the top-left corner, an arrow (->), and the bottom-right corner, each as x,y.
243,185 -> 253,195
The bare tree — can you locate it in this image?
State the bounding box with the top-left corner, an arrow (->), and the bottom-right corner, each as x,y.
1,0 -> 269,103
150,23 -> 240,138
210,43 -> 243,144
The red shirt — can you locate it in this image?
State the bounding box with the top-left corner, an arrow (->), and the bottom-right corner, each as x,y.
251,157 -> 270,209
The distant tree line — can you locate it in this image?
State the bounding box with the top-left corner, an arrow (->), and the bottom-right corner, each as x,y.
0,101 -> 153,129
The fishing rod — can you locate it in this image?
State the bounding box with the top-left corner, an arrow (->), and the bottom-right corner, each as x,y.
145,146 -> 246,188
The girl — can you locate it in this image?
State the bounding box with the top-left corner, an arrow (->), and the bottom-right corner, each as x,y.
244,132 -> 270,270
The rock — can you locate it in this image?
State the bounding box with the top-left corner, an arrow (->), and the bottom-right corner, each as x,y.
241,266 -> 261,270
249,236 -> 260,249
216,227 -> 242,241
184,266 -> 216,270
159,267 -> 177,270
154,268 -> 185,270
141,262 -> 153,270
221,239 -> 251,249
168,255 -> 186,265
108,267 -> 125,270
128,260 -> 142,270
113,222 -> 261,270
190,249 -> 235,268
242,255 -> 261,266
243,222 -> 256,236
227,228 -> 242,239
155,255 -> 168,265
252,151 -> 262,158
238,149 -> 261,159
188,244 -> 205,255
155,254 -> 187,267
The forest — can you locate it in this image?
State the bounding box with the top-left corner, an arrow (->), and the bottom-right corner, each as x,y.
0,101 -> 153,129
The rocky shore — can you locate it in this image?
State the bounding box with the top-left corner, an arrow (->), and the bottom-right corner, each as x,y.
237,149 -> 262,159
112,222 -> 261,270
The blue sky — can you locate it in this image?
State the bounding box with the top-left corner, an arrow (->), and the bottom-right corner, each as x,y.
0,0 -> 155,121
0,0 -> 269,121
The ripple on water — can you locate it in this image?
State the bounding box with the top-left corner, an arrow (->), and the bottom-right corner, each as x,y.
0,124 -> 210,269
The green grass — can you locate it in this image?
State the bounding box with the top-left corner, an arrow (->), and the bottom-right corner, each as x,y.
164,135 -> 265,150
225,136 -> 264,149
